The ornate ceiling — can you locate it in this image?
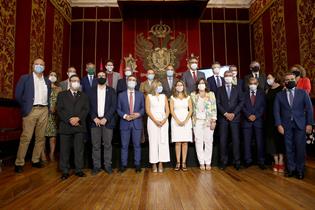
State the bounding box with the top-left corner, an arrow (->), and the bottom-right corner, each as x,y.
70,0 -> 253,8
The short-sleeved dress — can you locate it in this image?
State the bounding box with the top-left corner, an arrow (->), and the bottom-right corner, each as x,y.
171,96 -> 193,142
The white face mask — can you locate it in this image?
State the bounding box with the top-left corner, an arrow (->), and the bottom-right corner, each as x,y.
49,75 -> 57,83
198,84 -> 206,91
67,72 -> 76,78
106,65 -> 114,72
190,63 -> 198,70
125,70 -> 132,77
267,79 -> 274,86
213,67 -> 220,75
176,86 -> 184,92
156,86 -> 163,93
127,80 -> 136,89
224,76 -> 233,84
249,84 -> 258,91
71,81 -> 80,90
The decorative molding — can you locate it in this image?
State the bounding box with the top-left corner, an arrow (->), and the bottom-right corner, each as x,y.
72,18 -> 122,22
49,0 -> 71,24
0,0 -> 16,99
249,0 -> 275,24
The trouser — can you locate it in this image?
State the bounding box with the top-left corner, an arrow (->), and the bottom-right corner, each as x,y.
194,120 -> 214,165
15,107 -> 48,166
91,126 -> 113,169
60,133 -> 84,173
243,126 -> 265,164
284,120 -> 306,174
219,122 -> 240,165
120,123 -> 142,167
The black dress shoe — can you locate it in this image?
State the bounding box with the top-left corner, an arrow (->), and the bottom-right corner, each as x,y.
244,162 -> 252,168
219,164 -> 226,170
135,165 -> 142,173
32,162 -> 44,168
285,170 -> 295,177
92,168 -> 101,175
104,166 -> 113,174
75,171 -> 86,177
234,164 -> 241,171
119,166 -> 126,173
61,173 -> 69,180
15,165 -> 23,173
259,164 -> 266,170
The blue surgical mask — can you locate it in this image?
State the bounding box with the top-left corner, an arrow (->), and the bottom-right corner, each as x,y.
147,74 -> 155,80
156,86 -> 163,93
34,64 -> 44,73
166,70 -> 174,77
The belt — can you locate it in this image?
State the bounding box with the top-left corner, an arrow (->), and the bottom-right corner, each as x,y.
33,104 -> 47,107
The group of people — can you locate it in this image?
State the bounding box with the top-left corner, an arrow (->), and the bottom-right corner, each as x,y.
14,55 -> 313,181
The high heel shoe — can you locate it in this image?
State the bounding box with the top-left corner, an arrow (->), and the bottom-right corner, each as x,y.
174,162 -> 180,171
152,164 -> 157,173
272,164 -> 279,172
278,164 -> 285,173
182,162 -> 187,171
205,164 -> 211,171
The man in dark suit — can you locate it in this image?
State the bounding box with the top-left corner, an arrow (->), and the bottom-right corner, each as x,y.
207,62 -> 225,95
274,72 -> 314,179
230,65 -> 244,91
89,71 -> 117,175
216,70 -> 244,170
81,62 -> 98,96
182,54 -> 205,94
116,66 -> 140,94
117,75 -> 145,173
57,75 -> 90,180
242,77 -> 266,169
14,58 -> 51,173
161,65 -> 178,98
243,61 -> 267,91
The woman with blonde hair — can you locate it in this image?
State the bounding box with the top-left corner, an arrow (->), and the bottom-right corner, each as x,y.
170,80 -> 193,171
146,80 -> 170,172
191,78 -> 217,170
291,64 -> 311,94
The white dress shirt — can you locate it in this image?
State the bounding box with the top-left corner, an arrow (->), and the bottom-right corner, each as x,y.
252,72 -> 260,78
97,86 -> 106,118
33,72 -> 48,105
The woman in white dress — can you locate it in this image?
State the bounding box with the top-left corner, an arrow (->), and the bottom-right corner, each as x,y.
146,80 -> 170,173
170,80 -> 193,171
191,78 -> 217,171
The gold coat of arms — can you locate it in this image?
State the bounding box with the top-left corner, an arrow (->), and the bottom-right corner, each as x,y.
136,23 -> 187,76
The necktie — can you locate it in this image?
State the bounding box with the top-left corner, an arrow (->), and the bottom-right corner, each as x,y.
89,76 -> 93,86
73,92 -> 78,98
289,90 -> 294,107
227,85 -> 231,99
250,91 -> 256,106
168,78 -> 172,89
193,71 -> 197,82
129,91 -> 134,114
216,76 -> 221,87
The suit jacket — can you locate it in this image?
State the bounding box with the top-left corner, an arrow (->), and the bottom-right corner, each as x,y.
182,70 -> 205,94
140,80 -> 154,96
274,88 -> 314,130
117,90 -> 145,130
161,77 -> 178,98
216,85 -> 244,123
15,73 -> 51,117
57,90 -> 90,134
243,72 -> 267,91
89,85 -> 117,129
207,75 -> 225,95
242,89 -> 266,128
116,78 -> 140,95
81,75 -> 98,97
106,71 -> 121,91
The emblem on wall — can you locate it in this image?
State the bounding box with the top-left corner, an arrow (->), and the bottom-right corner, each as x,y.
135,23 -> 187,75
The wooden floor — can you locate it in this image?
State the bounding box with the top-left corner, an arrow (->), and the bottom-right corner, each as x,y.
1,162 -> 315,210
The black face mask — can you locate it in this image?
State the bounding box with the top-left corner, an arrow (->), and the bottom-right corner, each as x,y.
292,70 -> 301,77
285,80 -> 296,89
251,66 -> 260,72
98,77 -> 106,85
